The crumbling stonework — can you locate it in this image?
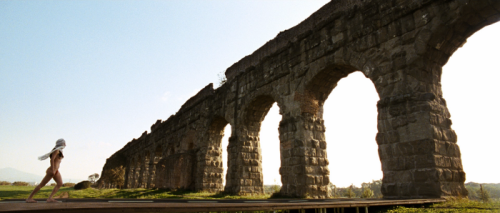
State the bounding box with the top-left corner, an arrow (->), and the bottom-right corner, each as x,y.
155,152 -> 196,190
98,0 -> 500,198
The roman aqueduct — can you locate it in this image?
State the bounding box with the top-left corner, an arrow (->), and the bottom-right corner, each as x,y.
98,0 -> 500,198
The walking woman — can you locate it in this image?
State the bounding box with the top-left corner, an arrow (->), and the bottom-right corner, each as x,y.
26,139 -> 66,203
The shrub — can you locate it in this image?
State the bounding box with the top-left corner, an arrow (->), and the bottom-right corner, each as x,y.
62,183 -> 75,187
361,187 -> 374,198
468,187 -> 479,200
13,181 -> 29,186
270,185 -> 281,194
74,181 -> 91,190
50,183 -> 56,186
217,72 -> 227,88
479,184 -> 491,202
0,181 -> 11,185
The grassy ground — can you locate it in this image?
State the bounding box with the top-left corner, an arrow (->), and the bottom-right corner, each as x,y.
0,185 -> 271,200
383,198 -> 500,213
2,186 -> 499,212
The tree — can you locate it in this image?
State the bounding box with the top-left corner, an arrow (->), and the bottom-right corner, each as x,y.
479,184 -> 491,202
361,187 -> 374,198
329,183 -> 339,198
88,173 -> 99,184
344,184 -> 356,198
361,179 -> 383,198
104,166 -> 125,188
369,179 -> 383,198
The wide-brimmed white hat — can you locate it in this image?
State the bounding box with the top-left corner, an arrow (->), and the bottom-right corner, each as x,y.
38,138 -> 66,161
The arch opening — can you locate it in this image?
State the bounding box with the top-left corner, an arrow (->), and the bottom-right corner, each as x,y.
206,116 -> 232,192
242,95 -> 282,194
322,71 -> 381,190
260,103 -> 282,189
441,23 -> 500,187
305,66 -> 381,197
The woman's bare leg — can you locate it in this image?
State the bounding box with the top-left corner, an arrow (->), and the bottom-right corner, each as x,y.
47,171 -> 62,202
26,171 -> 53,203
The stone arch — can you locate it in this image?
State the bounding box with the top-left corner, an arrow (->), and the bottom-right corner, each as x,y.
280,53 -> 383,198
244,95 -> 276,130
303,64 -> 360,115
225,95 -> 281,195
420,4 -> 500,70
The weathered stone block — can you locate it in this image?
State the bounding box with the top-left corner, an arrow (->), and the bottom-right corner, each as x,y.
414,155 -> 435,169
451,157 -> 463,170
319,166 -> 329,175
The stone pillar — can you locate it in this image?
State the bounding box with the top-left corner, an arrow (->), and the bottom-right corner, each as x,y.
129,167 -> 135,188
225,129 -> 264,195
142,155 -> 150,188
124,165 -> 132,189
279,114 -> 329,198
134,165 -> 141,188
138,165 -> 144,188
147,163 -> 156,188
376,65 -> 467,198
195,118 -> 226,192
196,146 -> 224,192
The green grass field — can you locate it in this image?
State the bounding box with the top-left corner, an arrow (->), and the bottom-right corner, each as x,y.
0,185 -> 271,200
385,198 -> 500,213
2,186 -> 499,212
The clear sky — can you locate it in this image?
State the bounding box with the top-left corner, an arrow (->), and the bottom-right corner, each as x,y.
1,1 -> 499,187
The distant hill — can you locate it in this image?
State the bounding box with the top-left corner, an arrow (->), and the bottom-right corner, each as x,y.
0,167 -> 82,184
0,167 -> 44,183
465,182 -> 500,199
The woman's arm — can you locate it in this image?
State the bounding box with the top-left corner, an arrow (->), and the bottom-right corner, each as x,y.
50,150 -> 59,175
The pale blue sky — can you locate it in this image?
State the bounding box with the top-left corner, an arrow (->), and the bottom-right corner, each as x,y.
1,1 -> 499,187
